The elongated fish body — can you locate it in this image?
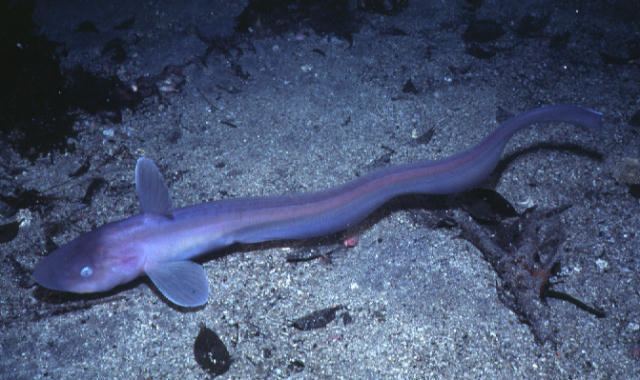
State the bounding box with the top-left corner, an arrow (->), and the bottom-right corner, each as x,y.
33,105 -> 603,307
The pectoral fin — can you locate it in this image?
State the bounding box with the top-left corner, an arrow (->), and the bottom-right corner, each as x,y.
145,260 -> 209,307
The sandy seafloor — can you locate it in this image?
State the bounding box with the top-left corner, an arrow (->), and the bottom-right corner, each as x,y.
1,0 -> 640,378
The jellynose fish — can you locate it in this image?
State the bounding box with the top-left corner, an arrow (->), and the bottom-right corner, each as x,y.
33,105 -> 603,307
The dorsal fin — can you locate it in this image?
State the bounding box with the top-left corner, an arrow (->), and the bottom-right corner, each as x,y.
135,157 -> 172,216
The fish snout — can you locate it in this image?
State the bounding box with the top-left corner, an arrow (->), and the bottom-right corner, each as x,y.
33,254 -> 71,292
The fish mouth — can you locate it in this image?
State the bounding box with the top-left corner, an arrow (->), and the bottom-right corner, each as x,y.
32,250 -> 90,293
33,254 -> 70,292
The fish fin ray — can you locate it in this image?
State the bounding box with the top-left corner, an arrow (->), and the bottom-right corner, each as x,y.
135,157 -> 172,216
145,260 -> 209,307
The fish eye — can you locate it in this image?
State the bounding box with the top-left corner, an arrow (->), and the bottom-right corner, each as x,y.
80,266 -> 93,278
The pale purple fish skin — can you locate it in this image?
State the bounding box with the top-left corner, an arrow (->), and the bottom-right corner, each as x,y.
32,105 -> 603,298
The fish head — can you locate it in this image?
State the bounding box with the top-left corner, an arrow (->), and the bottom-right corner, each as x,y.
33,221 -> 144,294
